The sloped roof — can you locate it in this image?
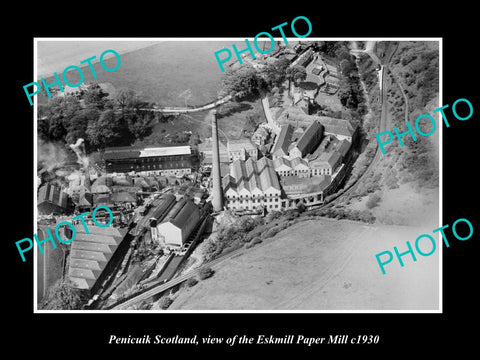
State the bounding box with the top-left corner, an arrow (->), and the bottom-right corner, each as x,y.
38,183 -> 68,209
273,157 -> 291,170
67,175 -> 91,193
68,225 -> 124,290
162,198 -> 199,229
197,139 -> 228,152
94,194 -> 113,206
133,177 -> 150,189
272,124 -> 294,157
112,175 -> 132,186
111,192 -> 136,203
294,120 -> 324,155
224,157 -> 280,193
94,176 -> 114,187
104,145 -> 191,160
316,116 -> 357,137
336,139 -> 351,157
290,157 -> 309,170
150,194 -> 177,221
91,184 -> 111,194
310,151 -> 342,169
78,191 -> 93,206
227,138 -> 257,153
280,175 -> 332,195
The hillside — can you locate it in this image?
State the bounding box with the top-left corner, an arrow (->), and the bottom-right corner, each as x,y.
170,203 -> 439,310
334,41 -> 440,227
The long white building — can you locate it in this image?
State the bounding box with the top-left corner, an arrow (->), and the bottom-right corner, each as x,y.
104,145 -> 193,177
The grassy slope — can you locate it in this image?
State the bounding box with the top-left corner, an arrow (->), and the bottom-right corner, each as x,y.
38,41 -> 244,107
342,41 -> 440,222
171,212 -> 439,310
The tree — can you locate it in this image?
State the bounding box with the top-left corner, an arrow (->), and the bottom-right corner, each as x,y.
83,83 -> 109,109
285,65 -> 307,91
158,296 -> 173,309
39,279 -> 86,310
221,64 -> 265,99
259,56 -> 290,89
115,88 -> 138,110
292,65 -> 307,84
296,202 -> 306,213
366,193 -> 382,209
86,109 -> 131,148
198,267 -> 215,280
186,277 -> 198,287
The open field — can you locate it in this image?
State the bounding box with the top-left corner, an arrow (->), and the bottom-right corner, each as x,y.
38,41 -> 245,107
170,203 -> 439,311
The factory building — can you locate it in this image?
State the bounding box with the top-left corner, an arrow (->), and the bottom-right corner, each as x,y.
104,145 -> 193,177
316,116 -> 358,142
67,224 -> 126,293
149,194 -> 201,249
37,183 -> 70,215
222,157 -> 282,212
227,138 -> 259,161
289,120 -> 324,159
271,124 -> 294,159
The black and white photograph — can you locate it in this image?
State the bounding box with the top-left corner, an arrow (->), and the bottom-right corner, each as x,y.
6,7 -> 478,356
33,39 -> 441,312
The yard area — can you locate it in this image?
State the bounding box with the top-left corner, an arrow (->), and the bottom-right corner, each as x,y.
315,91 -> 343,112
215,97 -> 267,140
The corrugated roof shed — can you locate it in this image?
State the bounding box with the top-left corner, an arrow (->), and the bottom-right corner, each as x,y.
68,225 -> 124,290
38,184 -> 68,211
150,194 -> 177,221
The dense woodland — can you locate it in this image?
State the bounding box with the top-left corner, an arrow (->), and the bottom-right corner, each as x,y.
38,85 -> 157,152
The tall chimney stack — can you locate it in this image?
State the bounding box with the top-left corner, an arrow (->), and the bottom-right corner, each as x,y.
211,110 -> 224,212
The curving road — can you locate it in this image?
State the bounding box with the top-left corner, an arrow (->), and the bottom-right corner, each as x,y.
141,95 -> 232,114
